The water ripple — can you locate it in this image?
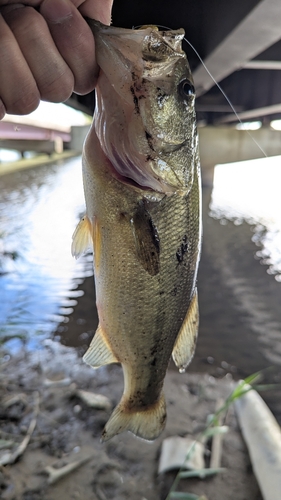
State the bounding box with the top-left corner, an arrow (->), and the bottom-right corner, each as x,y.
0,157 -> 92,351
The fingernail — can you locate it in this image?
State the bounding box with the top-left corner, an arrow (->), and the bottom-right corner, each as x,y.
0,99 -> 6,120
41,0 -> 73,23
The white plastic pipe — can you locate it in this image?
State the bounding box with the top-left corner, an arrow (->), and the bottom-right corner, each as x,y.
235,386 -> 281,500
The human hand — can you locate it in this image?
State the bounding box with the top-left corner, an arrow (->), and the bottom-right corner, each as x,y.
0,0 -> 113,119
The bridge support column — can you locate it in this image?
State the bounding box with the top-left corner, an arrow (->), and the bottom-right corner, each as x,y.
198,126 -> 281,187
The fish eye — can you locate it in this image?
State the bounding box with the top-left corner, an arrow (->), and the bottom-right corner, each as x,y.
178,79 -> 195,99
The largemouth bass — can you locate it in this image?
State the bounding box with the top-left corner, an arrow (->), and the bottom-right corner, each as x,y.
72,20 -> 202,441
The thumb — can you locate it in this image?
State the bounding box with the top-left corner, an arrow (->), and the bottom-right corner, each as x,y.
40,0 -> 113,95
77,0 -> 113,25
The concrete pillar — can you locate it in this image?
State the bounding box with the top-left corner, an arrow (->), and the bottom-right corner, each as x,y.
198,126 -> 281,187
70,125 -> 91,152
54,136 -> 63,154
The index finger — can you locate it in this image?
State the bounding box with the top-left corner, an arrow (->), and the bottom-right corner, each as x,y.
40,0 -> 113,95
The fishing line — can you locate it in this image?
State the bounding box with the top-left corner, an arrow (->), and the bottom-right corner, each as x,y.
133,23 -> 267,158
182,37 -> 268,158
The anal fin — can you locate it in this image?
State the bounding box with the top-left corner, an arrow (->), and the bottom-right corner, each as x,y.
172,289 -> 199,372
83,324 -> 119,368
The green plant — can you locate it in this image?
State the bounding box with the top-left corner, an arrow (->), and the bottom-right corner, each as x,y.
165,371 -> 271,500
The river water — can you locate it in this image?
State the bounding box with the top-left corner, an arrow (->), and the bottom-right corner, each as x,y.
0,156 -> 281,393
197,157 -> 281,376
0,157 -> 92,351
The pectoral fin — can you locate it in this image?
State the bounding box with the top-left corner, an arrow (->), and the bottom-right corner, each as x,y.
172,289 -> 199,372
131,202 -> 160,276
83,324 -> 119,368
71,215 -> 102,273
71,215 -> 92,258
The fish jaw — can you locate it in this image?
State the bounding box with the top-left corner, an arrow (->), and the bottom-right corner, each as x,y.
90,21 -> 197,193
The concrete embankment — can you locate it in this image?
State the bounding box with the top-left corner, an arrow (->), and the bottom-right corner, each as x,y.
0,151 -> 80,177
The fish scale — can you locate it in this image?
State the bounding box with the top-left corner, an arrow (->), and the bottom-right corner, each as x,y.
72,20 -> 201,441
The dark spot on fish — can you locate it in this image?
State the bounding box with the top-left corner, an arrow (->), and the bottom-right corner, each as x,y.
130,85 -> 140,114
151,357 -> 157,366
145,131 -> 155,151
151,345 -> 158,357
156,88 -> 169,107
119,211 -> 128,221
159,290 -> 165,296
171,287 -> 177,296
176,235 -> 189,264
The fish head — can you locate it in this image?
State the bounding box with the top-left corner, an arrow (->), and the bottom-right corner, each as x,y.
89,21 -> 198,194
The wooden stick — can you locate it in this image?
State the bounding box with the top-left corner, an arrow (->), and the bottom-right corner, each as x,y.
45,454 -> 92,484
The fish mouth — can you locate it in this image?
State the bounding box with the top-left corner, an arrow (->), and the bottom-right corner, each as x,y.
87,19 -> 185,47
87,19 -> 186,77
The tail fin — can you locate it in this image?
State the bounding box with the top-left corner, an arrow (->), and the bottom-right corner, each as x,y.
101,393 -> 166,442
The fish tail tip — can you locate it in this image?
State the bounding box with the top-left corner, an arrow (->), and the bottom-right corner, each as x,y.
101,393 -> 167,442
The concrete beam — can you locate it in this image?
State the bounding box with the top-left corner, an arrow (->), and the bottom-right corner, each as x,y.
0,119 -> 71,142
218,103 -> 281,123
0,139 -> 56,154
198,126 -> 281,185
196,104 -> 243,113
193,0 -> 281,96
2,113 -> 70,134
244,60 -> 281,70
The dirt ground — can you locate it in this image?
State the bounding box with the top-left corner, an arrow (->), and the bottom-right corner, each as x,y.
0,341 -> 263,500
2,162 -> 280,499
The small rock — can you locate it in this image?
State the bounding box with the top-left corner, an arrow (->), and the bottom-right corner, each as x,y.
76,389 -> 111,411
